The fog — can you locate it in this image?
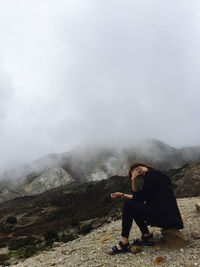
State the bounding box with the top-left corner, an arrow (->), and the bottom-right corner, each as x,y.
0,0 -> 200,171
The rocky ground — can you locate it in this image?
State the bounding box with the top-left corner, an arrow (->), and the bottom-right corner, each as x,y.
8,197 -> 200,267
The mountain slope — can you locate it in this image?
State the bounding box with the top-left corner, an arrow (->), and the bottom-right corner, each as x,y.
5,197 -> 200,267
0,160 -> 200,242
0,175 -> 129,240
173,160 -> 200,197
1,138 -> 200,202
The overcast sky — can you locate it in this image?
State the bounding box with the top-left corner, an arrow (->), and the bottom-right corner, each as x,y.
0,0 -> 200,170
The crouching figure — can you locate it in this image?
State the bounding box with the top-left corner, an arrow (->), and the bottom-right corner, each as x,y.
108,163 -> 183,255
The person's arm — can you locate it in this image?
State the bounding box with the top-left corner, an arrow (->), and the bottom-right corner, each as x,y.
111,192 -> 133,199
123,193 -> 133,199
131,167 -> 144,192
110,167 -> 145,200
131,177 -> 138,192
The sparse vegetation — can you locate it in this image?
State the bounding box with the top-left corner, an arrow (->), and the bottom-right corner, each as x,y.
44,229 -> 59,246
164,164 -> 189,178
8,236 -> 40,251
0,240 -> 6,248
60,233 -> 75,243
0,236 -> 43,265
0,163 -> 198,265
6,216 -> 17,224
8,239 -> 27,251
78,224 -> 93,235
23,247 -> 41,259
71,218 -> 79,227
0,254 -> 10,265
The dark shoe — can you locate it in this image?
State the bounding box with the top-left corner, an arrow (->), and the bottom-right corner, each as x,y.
108,241 -> 130,255
132,233 -> 154,246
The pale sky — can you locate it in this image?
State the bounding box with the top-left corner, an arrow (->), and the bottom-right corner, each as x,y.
0,0 -> 200,170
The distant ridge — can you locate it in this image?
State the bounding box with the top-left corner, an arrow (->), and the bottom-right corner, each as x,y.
0,138 -> 200,202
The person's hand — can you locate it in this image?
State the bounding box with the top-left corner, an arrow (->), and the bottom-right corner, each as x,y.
110,192 -> 123,199
131,167 -> 144,181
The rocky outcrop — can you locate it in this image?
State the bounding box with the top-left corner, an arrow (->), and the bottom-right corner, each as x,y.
0,153 -> 64,182
196,202 -> 200,212
61,139 -> 189,182
1,139 -> 200,202
0,184 -> 20,203
19,167 -> 74,195
161,228 -> 188,248
2,138 -> 200,183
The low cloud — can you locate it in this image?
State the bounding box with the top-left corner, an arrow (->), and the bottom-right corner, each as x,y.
0,0 -> 200,171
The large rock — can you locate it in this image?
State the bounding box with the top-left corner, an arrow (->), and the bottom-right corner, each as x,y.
20,167 -> 74,195
0,185 -> 20,203
161,228 -> 189,248
196,202 -> 200,212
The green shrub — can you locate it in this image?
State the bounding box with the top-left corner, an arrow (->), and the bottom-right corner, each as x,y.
44,229 -> 59,246
23,247 -> 40,259
6,216 -> 17,224
25,236 -> 39,246
78,224 -> 93,235
0,240 -> 6,248
8,236 -> 40,251
71,218 -> 79,227
8,247 -> 42,260
0,254 -> 10,265
9,239 -> 26,251
45,239 -> 54,247
60,233 -> 75,243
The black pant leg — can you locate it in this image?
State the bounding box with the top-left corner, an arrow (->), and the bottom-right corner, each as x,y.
132,213 -> 149,235
121,199 -> 152,238
121,199 -> 135,238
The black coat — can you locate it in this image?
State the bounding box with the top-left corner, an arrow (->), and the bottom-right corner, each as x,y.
132,169 -> 183,229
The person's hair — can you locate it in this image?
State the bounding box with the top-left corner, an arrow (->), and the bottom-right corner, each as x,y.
128,162 -> 152,180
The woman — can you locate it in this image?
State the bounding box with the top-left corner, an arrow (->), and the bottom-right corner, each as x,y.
108,163 -> 183,255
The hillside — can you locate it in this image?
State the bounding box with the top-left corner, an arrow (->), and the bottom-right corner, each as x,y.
0,160 -> 199,241
7,197 -> 200,266
173,160 -> 200,197
0,176 -> 129,241
2,138 -> 200,183
1,139 -> 200,202
0,165 -> 199,265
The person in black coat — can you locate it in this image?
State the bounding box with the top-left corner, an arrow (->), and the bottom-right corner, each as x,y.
108,162 -> 183,255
